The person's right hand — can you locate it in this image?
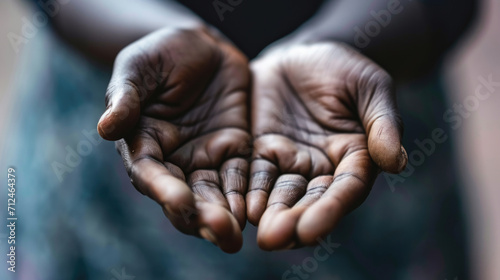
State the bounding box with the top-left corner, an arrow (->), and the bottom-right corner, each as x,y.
97,26 -> 250,253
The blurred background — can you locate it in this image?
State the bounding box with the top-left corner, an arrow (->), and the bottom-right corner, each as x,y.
0,0 -> 499,279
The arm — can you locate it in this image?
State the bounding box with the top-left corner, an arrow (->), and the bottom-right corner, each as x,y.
272,0 -> 477,79
50,0 -> 203,64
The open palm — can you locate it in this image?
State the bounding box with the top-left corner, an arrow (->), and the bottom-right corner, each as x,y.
247,43 -> 408,250
97,27 -> 250,253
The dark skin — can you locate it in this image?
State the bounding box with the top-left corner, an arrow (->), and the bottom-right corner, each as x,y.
51,0 -> 474,252
98,31 -> 406,252
248,43 -> 406,250
97,27 -> 250,253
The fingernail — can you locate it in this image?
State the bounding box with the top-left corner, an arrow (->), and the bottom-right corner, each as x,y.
99,107 -> 112,123
397,145 -> 408,172
97,108 -> 112,138
200,227 -> 218,245
273,241 -> 296,251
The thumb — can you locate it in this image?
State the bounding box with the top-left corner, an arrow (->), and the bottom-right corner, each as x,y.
361,73 -> 407,174
97,51 -> 144,141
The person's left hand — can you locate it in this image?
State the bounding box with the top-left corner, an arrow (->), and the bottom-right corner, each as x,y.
247,42 -> 408,250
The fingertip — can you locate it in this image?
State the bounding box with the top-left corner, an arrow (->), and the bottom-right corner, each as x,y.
368,117 -> 405,173
396,145 -> 408,173
199,227 -> 218,245
257,209 -> 299,251
296,200 -> 341,245
98,97 -> 141,141
97,109 -> 114,140
372,143 -> 407,174
198,203 -> 243,253
214,215 -> 243,254
221,235 -> 243,254
97,123 -> 109,141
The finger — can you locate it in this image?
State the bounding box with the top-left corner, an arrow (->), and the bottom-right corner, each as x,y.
359,72 -> 407,173
266,174 -> 308,209
256,176 -> 332,250
98,55 -> 142,140
97,44 -> 173,141
220,158 -> 248,230
121,149 -> 197,229
188,170 -> 229,210
119,131 -> 242,251
294,175 -> 333,208
257,174 -> 307,250
196,199 -> 243,254
163,162 -> 186,181
296,149 -> 377,245
116,126 -> 196,233
162,194 -> 243,253
246,159 -> 279,225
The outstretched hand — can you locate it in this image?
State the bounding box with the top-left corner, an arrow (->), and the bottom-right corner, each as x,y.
97,27 -> 251,253
247,43 -> 408,250
98,33 -> 407,253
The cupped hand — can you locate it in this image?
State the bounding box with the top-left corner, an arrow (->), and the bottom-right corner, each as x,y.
97,26 -> 250,253
247,42 -> 408,250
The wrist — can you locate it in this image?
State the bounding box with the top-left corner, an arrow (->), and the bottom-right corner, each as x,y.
256,24 -> 352,61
